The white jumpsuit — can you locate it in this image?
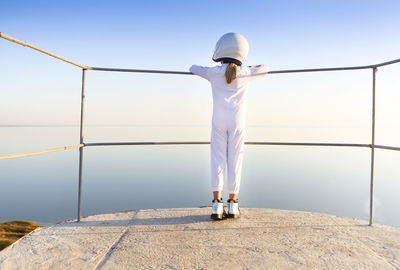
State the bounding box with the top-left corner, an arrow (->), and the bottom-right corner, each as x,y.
190,63 -> 269,194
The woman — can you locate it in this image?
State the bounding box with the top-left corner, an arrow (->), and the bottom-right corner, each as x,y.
190,32 -> 269,220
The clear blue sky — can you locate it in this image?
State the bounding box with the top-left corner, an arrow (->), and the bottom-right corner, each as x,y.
3,0 -> 400,67
1,0 -> 400,143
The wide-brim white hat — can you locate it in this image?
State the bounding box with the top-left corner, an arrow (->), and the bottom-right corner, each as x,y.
212,32 -> 249,66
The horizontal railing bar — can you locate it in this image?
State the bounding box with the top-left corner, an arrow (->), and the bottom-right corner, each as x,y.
4,142 -> 400,160
89,59 -> 400,75
0,32 -> 88,69
0,144 -> 84,160
268,58 -> 400,73
89,65 -> 375,75
85,142 -> 208,146
372,58 -> 400,68
375,145 -> 400,151
88,67 -> 193,75
267,66 -> 373,74
246,142 -> 371,147
84,141 -> 371,148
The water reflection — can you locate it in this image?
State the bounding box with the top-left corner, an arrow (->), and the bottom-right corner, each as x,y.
0,126 -> 399,227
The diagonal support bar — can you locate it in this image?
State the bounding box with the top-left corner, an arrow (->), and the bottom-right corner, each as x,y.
0,32 -> 88,69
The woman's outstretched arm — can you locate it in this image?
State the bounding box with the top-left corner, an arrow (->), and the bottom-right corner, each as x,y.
245,65 -> 269,82
248,65 -> 269,75
190,65 -> 211,81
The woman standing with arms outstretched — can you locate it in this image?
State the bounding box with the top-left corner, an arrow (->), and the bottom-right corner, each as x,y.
190,33 -> 269,220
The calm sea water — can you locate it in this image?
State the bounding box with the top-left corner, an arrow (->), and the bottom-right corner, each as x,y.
1,125 -> 399,227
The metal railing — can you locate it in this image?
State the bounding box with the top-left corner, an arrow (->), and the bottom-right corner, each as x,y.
1,32 -> 400,225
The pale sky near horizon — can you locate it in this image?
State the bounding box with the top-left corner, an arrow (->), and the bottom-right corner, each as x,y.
1,0 -> 400,144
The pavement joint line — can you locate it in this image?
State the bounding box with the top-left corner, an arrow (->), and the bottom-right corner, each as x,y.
92,211 -> 138,270
342,227 -> 398,269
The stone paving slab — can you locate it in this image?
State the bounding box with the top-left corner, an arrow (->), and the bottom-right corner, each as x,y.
0,208 -> 399,269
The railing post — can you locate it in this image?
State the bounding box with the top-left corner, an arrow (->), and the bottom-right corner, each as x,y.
77,68 -> 86,222
369,67 -> 377,226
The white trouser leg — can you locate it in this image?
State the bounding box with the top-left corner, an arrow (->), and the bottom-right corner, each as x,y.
227,128 -> 245,194
210,125 -> 227,192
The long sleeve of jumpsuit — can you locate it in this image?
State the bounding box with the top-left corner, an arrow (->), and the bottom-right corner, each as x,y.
190,64 -> 269,194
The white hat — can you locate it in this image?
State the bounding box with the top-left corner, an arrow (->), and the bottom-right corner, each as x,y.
212,32 -> 249,66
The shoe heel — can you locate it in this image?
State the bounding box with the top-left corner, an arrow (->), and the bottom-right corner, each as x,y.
211,213 -> 223,220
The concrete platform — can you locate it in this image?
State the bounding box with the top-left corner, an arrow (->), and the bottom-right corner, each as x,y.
0,207 -> 400,269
